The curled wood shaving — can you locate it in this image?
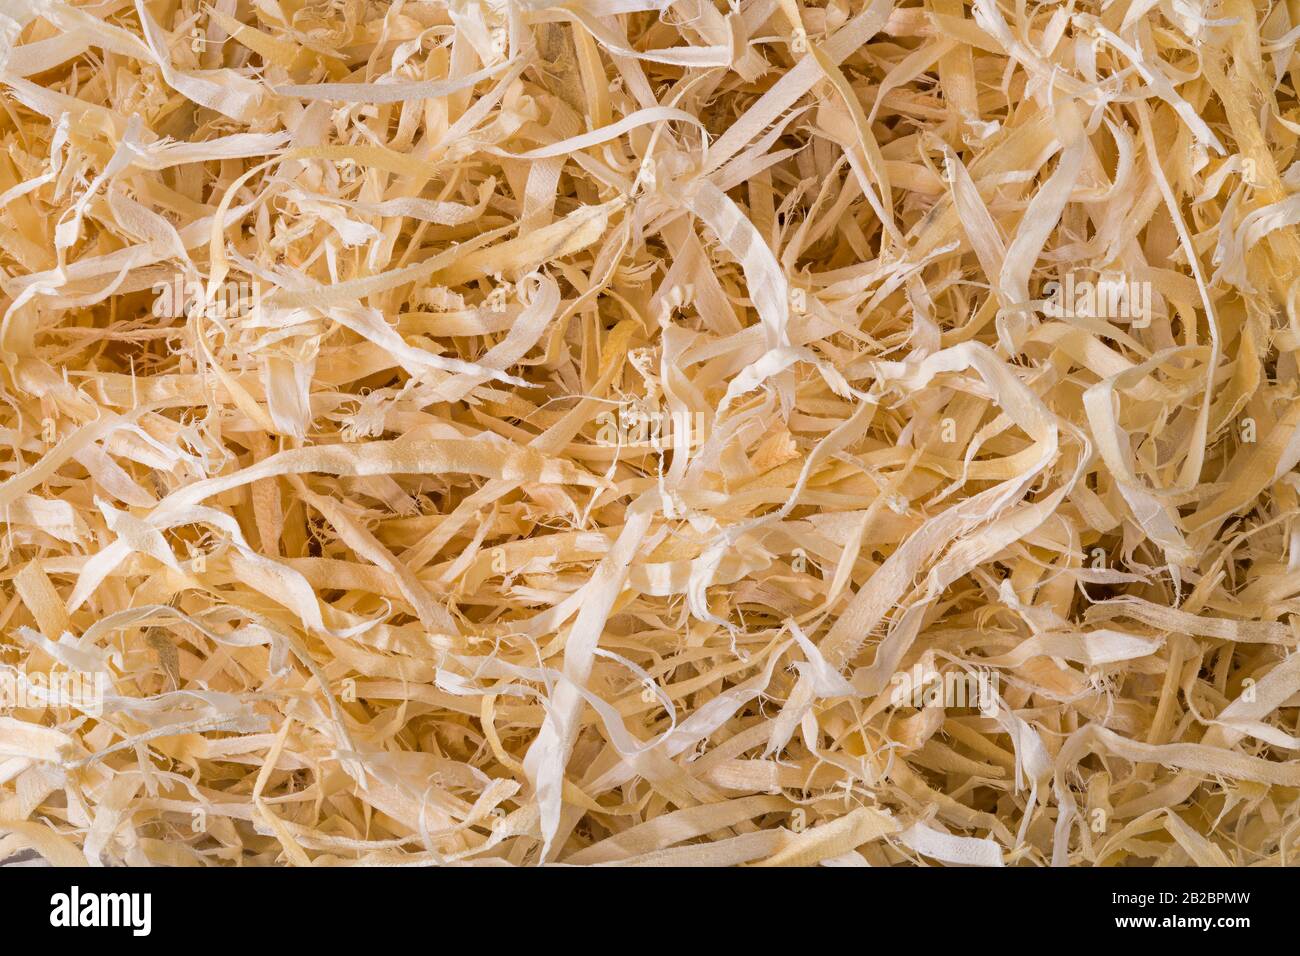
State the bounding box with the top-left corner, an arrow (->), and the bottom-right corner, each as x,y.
2,0 -> 1300,867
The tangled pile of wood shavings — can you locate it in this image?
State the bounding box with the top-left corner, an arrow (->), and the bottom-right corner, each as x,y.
4,0 -> 1300,868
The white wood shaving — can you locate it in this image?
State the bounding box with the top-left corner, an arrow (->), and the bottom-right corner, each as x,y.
1,0 -> 1298,867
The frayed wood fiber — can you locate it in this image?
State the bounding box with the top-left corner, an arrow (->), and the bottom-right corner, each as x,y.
1,0 -> 1299,867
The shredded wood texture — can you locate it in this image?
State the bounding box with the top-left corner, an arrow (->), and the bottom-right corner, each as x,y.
1,0 -> 1299,868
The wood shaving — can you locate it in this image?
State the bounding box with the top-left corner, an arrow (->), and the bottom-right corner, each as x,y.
2,0 -> 1299,867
